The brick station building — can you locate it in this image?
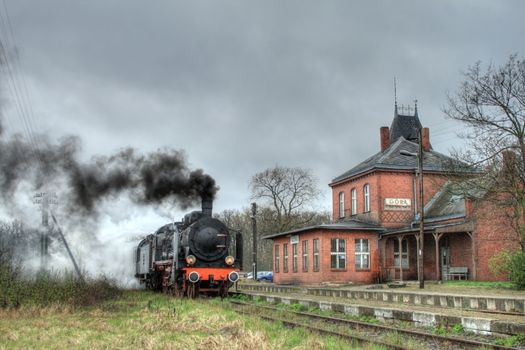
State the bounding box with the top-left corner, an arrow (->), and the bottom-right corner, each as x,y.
264,104 -> 520,285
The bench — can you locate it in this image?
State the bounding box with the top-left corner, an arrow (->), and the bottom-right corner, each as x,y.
447,267 -> 468,280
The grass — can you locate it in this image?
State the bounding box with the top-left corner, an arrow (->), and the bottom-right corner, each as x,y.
399,280 -> 522,296
0,291 -> 388,350
442,280 -> 515,289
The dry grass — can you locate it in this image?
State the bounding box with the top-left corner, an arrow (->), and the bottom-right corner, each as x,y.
0,291 -> 370,350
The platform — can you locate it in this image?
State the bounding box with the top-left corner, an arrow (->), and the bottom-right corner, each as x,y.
237,283 -> 525,336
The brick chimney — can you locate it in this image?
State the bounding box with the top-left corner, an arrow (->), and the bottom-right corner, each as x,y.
422,127 -> 430,152
380,126 -> 390,152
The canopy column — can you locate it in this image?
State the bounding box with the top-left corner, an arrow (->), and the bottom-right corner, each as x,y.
432,231 -> 444,280
465,231 -> 476,280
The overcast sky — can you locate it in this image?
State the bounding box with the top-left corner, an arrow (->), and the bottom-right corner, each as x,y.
2,1 -> 524,233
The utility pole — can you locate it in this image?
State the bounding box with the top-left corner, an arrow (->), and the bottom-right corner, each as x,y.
400,127 -> 425,289
34,191 -> 57,271
251,202 -> 257,280
51,213 -> 84,282
418,127 -> 425,289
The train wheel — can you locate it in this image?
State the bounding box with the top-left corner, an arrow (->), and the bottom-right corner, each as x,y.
193,284 -> 199,298
187,283 -> 199,298
174,283 -> 184,298
186,283 -> 193,298
219,281 -> 227,299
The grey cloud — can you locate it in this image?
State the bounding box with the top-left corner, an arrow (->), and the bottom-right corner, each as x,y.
2,0 -> 525,215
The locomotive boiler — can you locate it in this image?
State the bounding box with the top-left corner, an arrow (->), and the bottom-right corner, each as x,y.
135,198 -> 242,297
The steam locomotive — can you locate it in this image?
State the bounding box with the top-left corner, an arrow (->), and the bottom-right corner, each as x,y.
134,198 -> 242,297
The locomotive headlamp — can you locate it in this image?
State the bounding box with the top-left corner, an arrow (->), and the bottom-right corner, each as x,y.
186,255 -> 196,266
228,271 -> 239,283
188,271 -> 200,283
225,255 -> 235,266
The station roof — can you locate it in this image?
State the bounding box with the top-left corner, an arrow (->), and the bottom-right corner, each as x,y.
263,219 -> 384,240
330,137 -> 458,185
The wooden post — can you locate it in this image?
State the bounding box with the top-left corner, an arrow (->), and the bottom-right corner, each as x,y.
251,203 -> 257,280
433,232 -> 443,281
397,236 -> 404,282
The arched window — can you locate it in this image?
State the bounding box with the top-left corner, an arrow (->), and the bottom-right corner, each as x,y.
351,188 -> 357,215
338,192 -> 345,218
363,184 -> 370,212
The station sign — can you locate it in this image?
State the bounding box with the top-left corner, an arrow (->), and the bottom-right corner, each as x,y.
384,198 -> 411,211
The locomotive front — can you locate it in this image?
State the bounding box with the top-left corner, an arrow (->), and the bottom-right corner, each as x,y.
135,197 -> 242,298
178,199 -> 240,296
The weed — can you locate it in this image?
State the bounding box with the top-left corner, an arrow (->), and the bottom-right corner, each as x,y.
451,323 -> 464,334
494,334 -> 525,347
357,315 -> 379,324
289,303 -> 308,312
434,325 -> 448,336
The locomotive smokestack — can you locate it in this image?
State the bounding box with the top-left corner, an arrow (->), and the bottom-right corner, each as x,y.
201,196 -> 213,217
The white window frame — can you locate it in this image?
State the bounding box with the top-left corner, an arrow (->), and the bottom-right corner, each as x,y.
363,184 -> 370,213
302,240 -> 308,272
330,238 -> 346,269
313,239 -> 320,272
355,238 -> 370,269
338,192 -> 345,218
351,188 -> 357,215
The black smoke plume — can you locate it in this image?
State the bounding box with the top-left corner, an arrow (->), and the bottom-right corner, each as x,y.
0,129 -> 218,215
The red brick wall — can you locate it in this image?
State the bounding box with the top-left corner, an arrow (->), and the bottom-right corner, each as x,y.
272,230 -> 380,285
331,173 -> 380,223
331,171 -> 446,228
472,199 -> 521,281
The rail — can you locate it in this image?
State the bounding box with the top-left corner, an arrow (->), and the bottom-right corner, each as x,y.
229,298 -> 520,350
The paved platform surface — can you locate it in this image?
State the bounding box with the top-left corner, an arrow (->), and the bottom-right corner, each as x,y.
237,282 -> 525,336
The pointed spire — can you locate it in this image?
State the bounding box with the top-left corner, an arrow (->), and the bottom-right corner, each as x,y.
414,98 -> 418,117
394,76 -> 398,116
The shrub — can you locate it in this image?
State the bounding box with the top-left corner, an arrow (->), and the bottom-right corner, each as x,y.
488,250 -> 512,278
508,251 -> 525,289
0,267 -> 121,308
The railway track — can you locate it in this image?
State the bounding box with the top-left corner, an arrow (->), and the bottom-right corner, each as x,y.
229,299 -> 520,350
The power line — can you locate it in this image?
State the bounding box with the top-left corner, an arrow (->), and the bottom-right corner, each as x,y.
0,0 -> 44,162
0,2 -> 83,280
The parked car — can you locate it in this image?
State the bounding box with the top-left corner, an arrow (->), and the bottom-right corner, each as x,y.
245,271 -> 273,282
257,271 -> 273,282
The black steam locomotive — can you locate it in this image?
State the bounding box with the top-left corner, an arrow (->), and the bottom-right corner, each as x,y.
135,199 -> 242,297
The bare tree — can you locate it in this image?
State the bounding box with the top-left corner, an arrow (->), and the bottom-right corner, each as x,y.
250,166 -> 321,232
216,207 -> 330,271
445,53 -> 525,250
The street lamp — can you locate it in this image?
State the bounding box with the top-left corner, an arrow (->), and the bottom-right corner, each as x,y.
400,128 -> 425,289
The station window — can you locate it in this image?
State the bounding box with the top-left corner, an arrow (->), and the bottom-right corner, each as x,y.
363,184 -> 370,213
330,238 -> 346,269
351,188 -> 357,215
355,238 -> 370,269
283,244 -> 288,273
302,240 -> 308,272
394,239 -> 409,268
338,192 -> 345,218
274,245 -> 280,273
313,239 -> 320,272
